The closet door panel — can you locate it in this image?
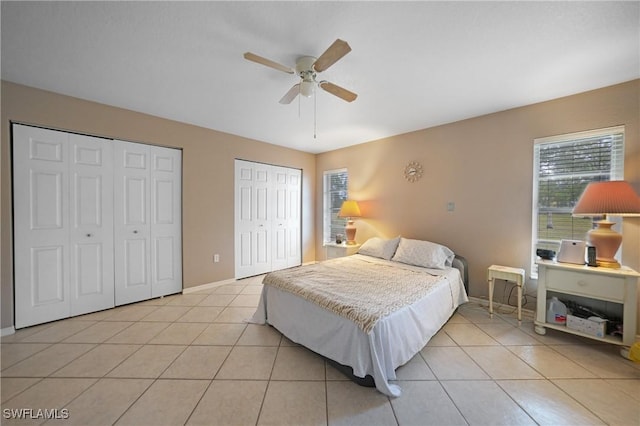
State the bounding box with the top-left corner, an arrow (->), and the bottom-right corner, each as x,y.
271,168 -> 288,271
69,134 -> 114,316
32,171 -> 64,229
235,161 -> 254,278
236,177 -> 254,276
150,146 -> 182,297
13,125 -> 70,328
114,141 -> 151,305
252,164 -> 272,276
124,239 -> 147,284
31,246 -> 65,303
235,160 -> 271,278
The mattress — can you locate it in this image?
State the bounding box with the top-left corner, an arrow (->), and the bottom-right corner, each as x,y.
250,254 -> 468,397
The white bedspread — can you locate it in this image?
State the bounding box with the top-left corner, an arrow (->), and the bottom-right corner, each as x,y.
250,254 -> 468,397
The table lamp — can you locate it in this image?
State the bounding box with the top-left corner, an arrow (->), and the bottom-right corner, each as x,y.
338,200 -> 361,245
572,181 -> 640,268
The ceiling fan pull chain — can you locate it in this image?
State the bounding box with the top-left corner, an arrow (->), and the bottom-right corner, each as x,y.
314,90 -> 317,139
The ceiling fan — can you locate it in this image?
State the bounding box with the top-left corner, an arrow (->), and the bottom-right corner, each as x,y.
244,39 -> 357,104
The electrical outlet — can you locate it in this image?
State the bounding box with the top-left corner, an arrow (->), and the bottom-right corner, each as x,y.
447,202 -> 455,212
213,254 -> 220,263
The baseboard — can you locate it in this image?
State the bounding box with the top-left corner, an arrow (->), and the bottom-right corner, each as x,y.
182,278 -> 237,294
1,326 -> 16,337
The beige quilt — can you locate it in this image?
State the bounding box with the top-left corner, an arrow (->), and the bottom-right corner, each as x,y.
263,256 -> 450,333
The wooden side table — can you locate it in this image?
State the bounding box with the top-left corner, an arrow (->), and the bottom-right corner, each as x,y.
487,265 -> 526,321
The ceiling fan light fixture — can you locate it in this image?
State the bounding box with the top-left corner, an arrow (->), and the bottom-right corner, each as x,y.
300,80 -> 315,97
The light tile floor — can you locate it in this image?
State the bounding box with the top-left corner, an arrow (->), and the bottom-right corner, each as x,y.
2,275 -> 639,425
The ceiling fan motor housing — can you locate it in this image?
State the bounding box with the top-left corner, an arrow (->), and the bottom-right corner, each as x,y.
296,56 -> 317,75
296,56 -> 317,97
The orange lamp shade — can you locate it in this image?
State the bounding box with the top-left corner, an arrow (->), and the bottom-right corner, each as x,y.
338,200 -> 362,218
572,181 -> 640,268
572,181 -> 640,216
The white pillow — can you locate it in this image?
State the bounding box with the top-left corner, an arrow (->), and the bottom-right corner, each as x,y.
391,238 -> 454,269
357,236 -> 401,260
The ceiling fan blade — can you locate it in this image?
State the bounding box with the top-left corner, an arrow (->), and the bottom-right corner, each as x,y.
319,81 -> 357,102
313,39 -> 352,72
243,52 -> 295,74
279,84 -> 300,104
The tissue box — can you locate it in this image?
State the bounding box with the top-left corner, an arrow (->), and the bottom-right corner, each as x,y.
566,314 -> 607,337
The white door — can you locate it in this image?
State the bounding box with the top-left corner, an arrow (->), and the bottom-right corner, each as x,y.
14,125 -> 71,328
235,160 -> 272,278
114,141 -> 152,305
271,167 -> 289,271
235,161 -> 255,279
253,164 -> 272,275
150,146 -> 182,297
235,160 -> 301,278
69,134 -> 114,316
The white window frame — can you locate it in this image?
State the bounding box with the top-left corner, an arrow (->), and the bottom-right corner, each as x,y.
531,126 -> 625,277
323,168 -> 348,243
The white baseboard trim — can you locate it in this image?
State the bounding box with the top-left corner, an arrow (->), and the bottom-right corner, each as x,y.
1,326 -> 16,337
182,278 -> 237,294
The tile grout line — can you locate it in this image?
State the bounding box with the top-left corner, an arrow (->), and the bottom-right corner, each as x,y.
457,305 -> 624,425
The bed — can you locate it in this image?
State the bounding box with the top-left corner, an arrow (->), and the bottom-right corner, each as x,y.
249,237 -> 469,397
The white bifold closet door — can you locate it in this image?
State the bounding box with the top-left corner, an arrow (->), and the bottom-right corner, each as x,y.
13,125 -> 182,329
235,159 -> 301,279
271,166 -> 302,271
114,140 -> 182,305
13,125 -> 115,328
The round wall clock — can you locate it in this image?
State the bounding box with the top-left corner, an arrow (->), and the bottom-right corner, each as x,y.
404,161 -> 423,182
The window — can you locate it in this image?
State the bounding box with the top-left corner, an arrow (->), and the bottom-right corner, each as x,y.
532,126 -> 624,275
323,169 -> 348,243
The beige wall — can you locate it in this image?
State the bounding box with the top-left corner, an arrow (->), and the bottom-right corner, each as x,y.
316,80 -> 640,316
1,81 -> 316,330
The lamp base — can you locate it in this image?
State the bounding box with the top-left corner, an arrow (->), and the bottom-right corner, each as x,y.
596,258 -> 621,269
587,220 -> 622,269
345,220 -> 357,245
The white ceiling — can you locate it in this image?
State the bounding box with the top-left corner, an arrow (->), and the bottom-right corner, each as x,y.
2,1 -> 639,154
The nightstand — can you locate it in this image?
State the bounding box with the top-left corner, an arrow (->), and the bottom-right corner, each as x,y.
487,265 -> 525,321
324,242 -> 361,259
535,260 -> 639,358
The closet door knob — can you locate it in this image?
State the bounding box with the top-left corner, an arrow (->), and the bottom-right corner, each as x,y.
133,230 -> 138,234
86,233 -> 92,237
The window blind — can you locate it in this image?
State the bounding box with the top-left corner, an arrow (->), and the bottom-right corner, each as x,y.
323,169 -> 348,243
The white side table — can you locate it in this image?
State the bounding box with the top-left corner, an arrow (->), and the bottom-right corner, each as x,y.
324,242 -> 361,259
487,265 -> 526,321
535,260 -> 639,359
